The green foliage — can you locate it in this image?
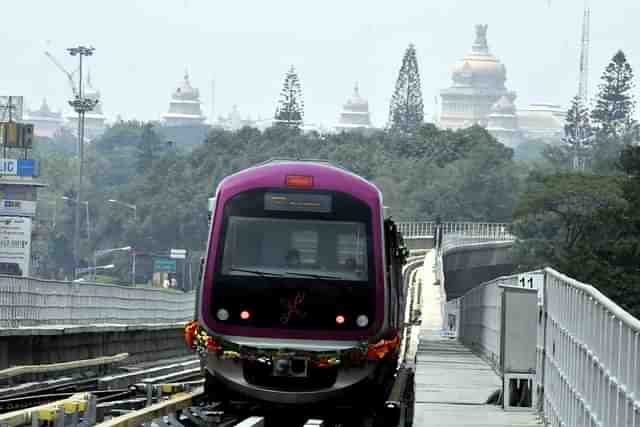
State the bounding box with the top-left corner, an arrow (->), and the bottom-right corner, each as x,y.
591,50 -> 637,138
512,169 -> 640,317
561,96 -> 594,170
274,66 -> 304,127
388,44 -> 424,134
35,121 -> 523,283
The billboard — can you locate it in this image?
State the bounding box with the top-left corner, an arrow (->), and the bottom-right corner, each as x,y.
0,96 -> 23,122
0,124 -> 34,149
0,216 -> 31,276
0,159 -> 39,177
0,200 -> 36,217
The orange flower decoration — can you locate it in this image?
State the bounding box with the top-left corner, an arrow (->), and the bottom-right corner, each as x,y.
367,335 -> 401,360
184,320 -> 199,349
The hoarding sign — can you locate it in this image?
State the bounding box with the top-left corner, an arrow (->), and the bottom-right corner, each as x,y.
0,200 -> 36,217
0,216 -> 31,276
153,257 -> 177,273
0,123 -> 34,148
0,159 -> 39,177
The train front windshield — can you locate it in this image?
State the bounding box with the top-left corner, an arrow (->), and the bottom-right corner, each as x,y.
221,216 -> 368,281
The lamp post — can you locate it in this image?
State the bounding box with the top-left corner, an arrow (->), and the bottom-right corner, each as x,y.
74,263 -> 115,281
107,199 -> 137,285
67,45 -> 98,280
107,199 -> 137,221
62,196 -> 90,241
93,246 -> 131,281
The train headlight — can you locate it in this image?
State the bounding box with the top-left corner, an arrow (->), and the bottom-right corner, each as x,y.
216,309 -> 230,321
356,315 -> 369,327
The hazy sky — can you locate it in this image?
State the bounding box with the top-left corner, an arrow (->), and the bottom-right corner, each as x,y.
2,0 -> 639,128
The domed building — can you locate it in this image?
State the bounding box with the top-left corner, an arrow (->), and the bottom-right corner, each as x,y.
162,72 -> 206,126
335,84 -> 373,133
440,25 -> 515,130
23,98 -> 64,138
158,71 -> 210,147
487,94 -> 523,148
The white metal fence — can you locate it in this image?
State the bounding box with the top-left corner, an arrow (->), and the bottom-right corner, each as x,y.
0,276 -> 195,328
440,238 -> 640,426
397,221 -> 512,239
540,268 -> 640,427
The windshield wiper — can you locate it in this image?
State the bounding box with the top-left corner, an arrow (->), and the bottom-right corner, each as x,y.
285,271 -> 342,280
229,268 -> 282,277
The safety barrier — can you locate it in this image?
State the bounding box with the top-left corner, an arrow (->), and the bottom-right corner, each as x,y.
540,268 -> 640,427
397,221 -> 512,239
439,236 -> 640,424
0,276 -> 195,328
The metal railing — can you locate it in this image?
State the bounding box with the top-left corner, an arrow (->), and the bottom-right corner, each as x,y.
0,276 -> 195,328
541,268 -> 640,427
439,236 -> 640,425
397,221 -> 512,239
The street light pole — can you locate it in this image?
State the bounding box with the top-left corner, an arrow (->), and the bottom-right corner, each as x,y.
68,46 -> 97,280
107,199 -> 137,285
61,196 -> 90,245
93,246 -> 131,281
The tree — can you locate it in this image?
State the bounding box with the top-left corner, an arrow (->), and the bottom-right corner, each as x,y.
562,96 -> 594,170
591,50 -> 636,138
136,123 -> 167,173
274,66 -> 304,128
388,44 -> 424,134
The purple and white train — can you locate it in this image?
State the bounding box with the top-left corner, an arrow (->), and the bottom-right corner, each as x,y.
196,160 -> 408,406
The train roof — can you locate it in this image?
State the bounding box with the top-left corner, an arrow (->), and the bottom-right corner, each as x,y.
216,159 -> 382,203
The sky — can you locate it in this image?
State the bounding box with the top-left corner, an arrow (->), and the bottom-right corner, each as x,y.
1,0 -> 639,128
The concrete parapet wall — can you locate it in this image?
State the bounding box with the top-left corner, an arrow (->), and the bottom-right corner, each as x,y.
442,241 -> 515,301
0,323 -> 189,372
0,276 -> 195,328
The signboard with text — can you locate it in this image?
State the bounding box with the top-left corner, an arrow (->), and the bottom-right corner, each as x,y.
153,257 -> 177,273
0,216 -> 31,276
0,199 -> 36,217
0,159 -> 39,177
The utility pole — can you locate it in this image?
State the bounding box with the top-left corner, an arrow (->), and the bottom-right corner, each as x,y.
574,1 -> 591,171
68,46 -> 98,279
578,2 -> 590,106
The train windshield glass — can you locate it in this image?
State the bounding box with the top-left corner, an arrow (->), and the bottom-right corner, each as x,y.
221,216 -> 368,281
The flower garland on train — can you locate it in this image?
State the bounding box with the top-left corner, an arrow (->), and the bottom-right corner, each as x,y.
184,320 -> 400,368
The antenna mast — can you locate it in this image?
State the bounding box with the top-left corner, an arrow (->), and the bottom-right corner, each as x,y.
578,2 -> 590,105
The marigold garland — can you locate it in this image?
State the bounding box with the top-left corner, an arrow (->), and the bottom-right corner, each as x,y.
184,320 -> 400,368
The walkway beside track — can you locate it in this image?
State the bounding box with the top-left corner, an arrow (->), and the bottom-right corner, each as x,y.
412,251 -> 540,426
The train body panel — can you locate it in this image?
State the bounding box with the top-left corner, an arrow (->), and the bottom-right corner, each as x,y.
197,160 -> 407,405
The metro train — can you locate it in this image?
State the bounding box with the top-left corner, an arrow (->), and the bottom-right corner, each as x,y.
190,159 -> 409,407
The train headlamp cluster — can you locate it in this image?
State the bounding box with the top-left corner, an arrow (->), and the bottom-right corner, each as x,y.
217,308 -> 369,328
216,309 -> 230,321
356,315 -> 369,327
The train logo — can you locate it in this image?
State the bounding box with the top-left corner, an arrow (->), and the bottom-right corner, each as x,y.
280,291 -> 307,325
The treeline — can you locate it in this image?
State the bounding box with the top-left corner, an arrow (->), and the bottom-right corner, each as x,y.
512,50 -> 640,317
33,122 -> 523,283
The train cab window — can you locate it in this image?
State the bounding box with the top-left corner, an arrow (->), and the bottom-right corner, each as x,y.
220,216 -> 368,281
